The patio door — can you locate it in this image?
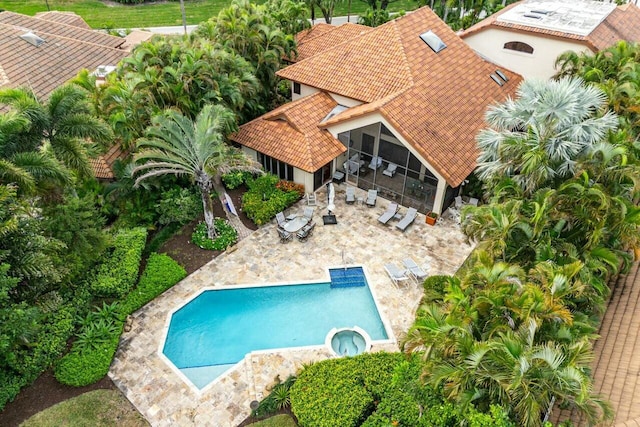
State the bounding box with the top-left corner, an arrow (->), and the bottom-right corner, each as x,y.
314,161 -> 332,190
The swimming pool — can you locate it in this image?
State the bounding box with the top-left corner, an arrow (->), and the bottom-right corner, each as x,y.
161,266 -> 390,390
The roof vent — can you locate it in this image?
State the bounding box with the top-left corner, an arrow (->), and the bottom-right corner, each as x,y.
523,13 -> 543,19
495,69 -> 508,82
419,30 -> 446,53
490,74 -> 504,87
20,31 -> 45,47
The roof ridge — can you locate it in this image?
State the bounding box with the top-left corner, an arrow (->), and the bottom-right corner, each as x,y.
390,18 -> 415,91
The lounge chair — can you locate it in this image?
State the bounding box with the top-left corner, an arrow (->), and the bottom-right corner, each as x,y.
377,203 -> 399,224
365,189 -> 377,207
368,156 -> 382,170
277,227 -> 292,243
303,207 -> 314,220
382,163 -> 397,177
395,207 -> 418,231
403,258 -> 428,283
345,186 -> 356,204
276,211 -> 287,227
384,263 -> 410,288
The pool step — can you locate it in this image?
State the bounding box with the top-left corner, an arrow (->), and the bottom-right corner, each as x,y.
330,280 -> 365,288
329,268 -> 366,288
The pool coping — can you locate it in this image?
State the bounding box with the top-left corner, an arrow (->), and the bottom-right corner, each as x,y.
157,264 -> 395,395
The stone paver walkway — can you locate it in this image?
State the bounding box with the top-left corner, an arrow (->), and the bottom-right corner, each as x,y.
555,262 -> 640,426
109,185 -> 473,427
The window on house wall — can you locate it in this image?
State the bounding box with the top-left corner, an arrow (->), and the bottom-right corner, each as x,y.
258,153 -> 294,181
503,41 -> 534,54
293,82 -> 301,95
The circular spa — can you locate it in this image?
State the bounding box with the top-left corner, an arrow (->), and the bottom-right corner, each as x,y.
326,326 -> 372,357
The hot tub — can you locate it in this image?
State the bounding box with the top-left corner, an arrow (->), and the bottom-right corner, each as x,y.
325,326 -> 372,357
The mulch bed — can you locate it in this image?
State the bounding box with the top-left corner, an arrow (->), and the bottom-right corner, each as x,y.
0,185 -> 259,426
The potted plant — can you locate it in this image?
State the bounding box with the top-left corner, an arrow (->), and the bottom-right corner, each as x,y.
425,211 -> 438,226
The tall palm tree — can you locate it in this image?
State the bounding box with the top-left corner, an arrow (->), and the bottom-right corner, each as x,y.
133,104 -> 260,238
476,77 -> 619,196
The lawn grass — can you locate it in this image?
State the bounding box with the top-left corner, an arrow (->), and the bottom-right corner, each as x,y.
20,389 -> 149,427
0,0 -> 417,29
247,414 -> 298,427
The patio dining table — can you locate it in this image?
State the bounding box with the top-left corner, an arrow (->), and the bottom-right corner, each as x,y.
283,216 -> 309,233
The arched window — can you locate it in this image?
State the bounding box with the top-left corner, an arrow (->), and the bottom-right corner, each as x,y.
503,41 -> 534,54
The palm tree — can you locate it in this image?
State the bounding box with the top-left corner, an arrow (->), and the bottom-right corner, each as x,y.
476,77 -> 619,196
133,104 -> 260,238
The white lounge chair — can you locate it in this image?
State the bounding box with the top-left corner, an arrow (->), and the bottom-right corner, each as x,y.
345,186 -> 356,204
368,156 -> 382,170
377,203 -> 399,224
365,189 -> 377,207
403,258 -> 428,283
384,263 -> 410,288
395,207 -> 418,231
382,163 -> 397,177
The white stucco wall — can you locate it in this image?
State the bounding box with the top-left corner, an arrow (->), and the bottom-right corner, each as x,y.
463,28 -> 592,80
291,83 -> 319,101
328,93 -> 363,108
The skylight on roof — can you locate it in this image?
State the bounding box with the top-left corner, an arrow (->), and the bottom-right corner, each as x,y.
419,30 -> 446,53
20,31 -> 45,47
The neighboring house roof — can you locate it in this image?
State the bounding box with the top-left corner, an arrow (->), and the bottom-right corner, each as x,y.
34,11 -> 92,30
0,12 -> 124,49
277,6 -> 521,187
289,22 -> 372,63
0,12 -> 128,99
460,0 -> 640,52
230,92 -> 346,173
90,144 -> 126,180
121,30 -> 155,52
553,262 -> 640,426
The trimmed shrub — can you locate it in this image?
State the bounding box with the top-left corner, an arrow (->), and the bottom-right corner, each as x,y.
242,175 -> 302,226
55,253 -> 185,387
155,187 -> 202,226
191,219 -> 238,251
89,227 -> 147,298
222,170 -> 253,189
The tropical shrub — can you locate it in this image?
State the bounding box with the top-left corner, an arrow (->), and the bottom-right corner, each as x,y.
252,376 -> 297,417
55,254 -> 185,387
155,187 -> 202,226
89,227 -> 147,298
222,171 -> 253,189
275,180 -> 305,198
242,174 -> 302,225
191,219 -> 238,251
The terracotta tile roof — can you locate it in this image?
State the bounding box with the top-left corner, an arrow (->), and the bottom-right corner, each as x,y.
460,1 -> 640,52
288,7 -> 522,186
0,18 -> 128,100
34,11 -> 92,30
289,22 -> 372,63
230,92 -> 346,173
121,30 -> 155,52
90,144 -> 126,179
553,262 -> 640,426
0,12 -> 124,49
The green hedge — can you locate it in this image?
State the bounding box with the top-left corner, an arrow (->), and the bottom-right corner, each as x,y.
55,253 -> 186,387
242,175 -> 302,226
89,227 -> 147,298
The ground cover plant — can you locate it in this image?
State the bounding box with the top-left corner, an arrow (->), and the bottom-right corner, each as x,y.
191,218 -> 238,250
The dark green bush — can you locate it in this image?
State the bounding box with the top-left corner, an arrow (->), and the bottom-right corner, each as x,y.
253,376 -> 297,418
55,253 -> 185,387
155,187 -> 202,226
89,227 -> 147,298
191,219 -> 238,251
421,275 -> 458,303
242,174 -> 302,226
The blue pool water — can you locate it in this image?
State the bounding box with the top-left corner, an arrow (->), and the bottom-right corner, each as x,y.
162,267 -> 387,389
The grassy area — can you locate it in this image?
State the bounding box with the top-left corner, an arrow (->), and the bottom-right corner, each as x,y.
20,389 -> 149,427
0,0 -> 416,29
248,414 -> 298,427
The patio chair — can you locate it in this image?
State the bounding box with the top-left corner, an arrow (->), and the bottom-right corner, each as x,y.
395,207 -> 418,231
384,263 -> 410,288
345,186 -> 356,204
296,221 -> 315,241
276,211 -> 287,227
454,196 -> 464,209
402,258 -> 428,283
277,227 -> 292,243
303,207 -> 314,220
307,192 -> 317,206
377,202 -> 399,225
368,156 -> 382,170
382,162 -> 397,177
365,189 -> 377,207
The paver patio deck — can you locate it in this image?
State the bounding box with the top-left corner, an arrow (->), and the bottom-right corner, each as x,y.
109,185 -> 473,427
